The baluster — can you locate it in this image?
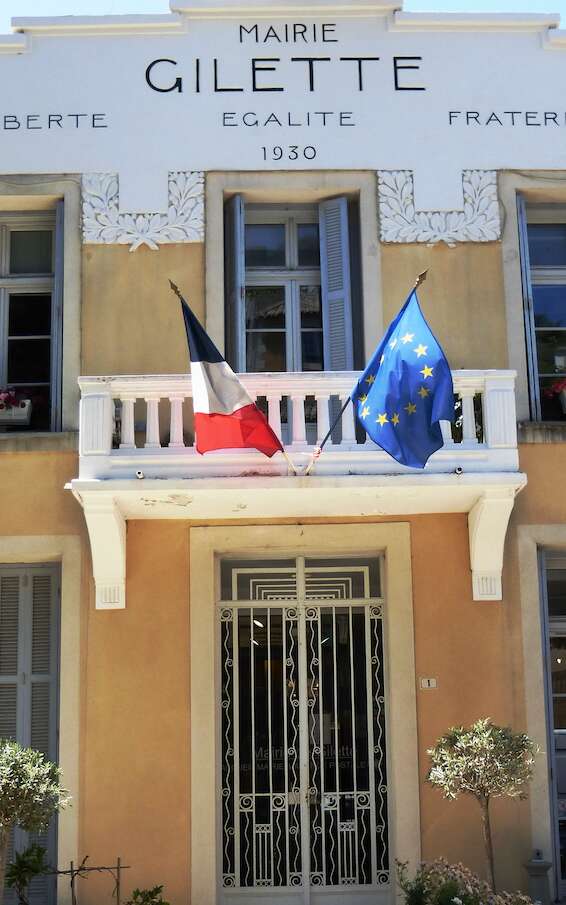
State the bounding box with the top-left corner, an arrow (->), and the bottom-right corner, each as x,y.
266,394 -> 282,443
119,396 -> 136,449
144,397 -> 161,449
290,393 -> 307,447
316,394 -> 330,445
440,420 -> 453,445
168,395 -> 185,449
460,389 -> 478,445
340,395 -> 357,444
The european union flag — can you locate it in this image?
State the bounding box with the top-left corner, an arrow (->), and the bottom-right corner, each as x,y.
351,289 -> 454,468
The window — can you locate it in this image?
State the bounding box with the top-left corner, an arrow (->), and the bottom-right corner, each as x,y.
0,207 -> 63,431
519,201 -> 566,421
224,197 -> 361,374
0,564 -> 59,905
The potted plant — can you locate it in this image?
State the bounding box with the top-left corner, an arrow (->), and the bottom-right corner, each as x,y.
0,389 -> 32,426
427,719 -> 537,892
543,377 -> 566,415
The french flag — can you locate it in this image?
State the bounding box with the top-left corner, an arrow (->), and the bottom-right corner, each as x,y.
179,294 -> 283,458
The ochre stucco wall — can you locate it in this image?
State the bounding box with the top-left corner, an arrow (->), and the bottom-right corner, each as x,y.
513,444 -> 566,525
380,243 -> 508,370
81,243 -> 205,375
76,514 -> 531,902
0,450 -> 83,536
80,522 -> 190,904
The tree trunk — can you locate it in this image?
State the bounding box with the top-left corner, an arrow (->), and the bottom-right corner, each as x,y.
480,797 -> 496,893
0,825 -> 10,905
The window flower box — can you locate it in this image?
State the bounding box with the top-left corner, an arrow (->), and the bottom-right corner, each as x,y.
0,397 -> 32,425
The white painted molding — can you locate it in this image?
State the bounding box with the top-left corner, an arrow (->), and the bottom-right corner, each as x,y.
391,12 -> 560,32
468,489 -> 518,601
0,34 -> 28,53
377,169 -> 501,245
171,0 -> 399,15
82,171 -> 205,251
12,15 -> 183,35
81,496 -> 126,609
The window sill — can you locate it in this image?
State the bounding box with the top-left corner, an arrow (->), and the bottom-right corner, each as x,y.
0,430 -> 78,453
518,421 -> 566,443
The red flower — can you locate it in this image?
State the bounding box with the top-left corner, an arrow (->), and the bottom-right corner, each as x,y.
544,378 -> 566,399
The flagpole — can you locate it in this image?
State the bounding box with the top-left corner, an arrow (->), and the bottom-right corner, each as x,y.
304,269 -> 429,476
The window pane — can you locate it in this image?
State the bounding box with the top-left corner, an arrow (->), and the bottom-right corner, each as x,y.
245,224 -> 285,267
554,698 -> 566,731
301,332 -> 323,371
548,569 -> 566,619
9,231 -> 53,274
540,377 -> 566,421
528,224 -> 566,266
297,223 -> 320,267
551,638 -> 566,692
533,286 -> 566,328
300,285 -> 322,328
535,331 -> 566,375
246,332 -> 286,372
8,294 -> 51,337
245,286 -> 285,329
7,339 -> 51,382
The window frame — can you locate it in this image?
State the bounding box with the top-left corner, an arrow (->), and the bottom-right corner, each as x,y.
207,172 -> 381,369
519,199 -> 566,422
0,210 -> 61,432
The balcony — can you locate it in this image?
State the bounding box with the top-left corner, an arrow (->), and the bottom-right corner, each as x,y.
69,369 -> 526,608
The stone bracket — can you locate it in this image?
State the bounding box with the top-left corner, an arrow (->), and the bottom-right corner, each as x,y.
468,489 -> 516,601
82,495 -> 126,609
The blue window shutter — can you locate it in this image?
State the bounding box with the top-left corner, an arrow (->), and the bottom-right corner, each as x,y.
0,567 -> 59,905
319,197 -> 354,371
51,200 -> 64,431
517,195 -> 540,421
224,194 -> 246,371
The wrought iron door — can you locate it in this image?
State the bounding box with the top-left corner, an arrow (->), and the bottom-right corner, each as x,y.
219,557 -> 389,905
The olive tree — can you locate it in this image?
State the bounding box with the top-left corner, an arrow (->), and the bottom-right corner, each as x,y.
427,719 -> 537,893
0,741 -> 69,903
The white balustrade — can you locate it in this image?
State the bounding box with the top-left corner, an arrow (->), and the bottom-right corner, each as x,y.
77,370 -> 519,479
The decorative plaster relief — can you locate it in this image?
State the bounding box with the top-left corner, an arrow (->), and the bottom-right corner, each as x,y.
377,169 -> 500,245
82,170 -> 204,251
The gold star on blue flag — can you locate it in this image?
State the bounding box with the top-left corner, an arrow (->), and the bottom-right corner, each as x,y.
351,289 -> 454,468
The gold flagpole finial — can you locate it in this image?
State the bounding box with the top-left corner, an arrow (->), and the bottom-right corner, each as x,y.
169,279 -> 183,299
414,269 -> 428,290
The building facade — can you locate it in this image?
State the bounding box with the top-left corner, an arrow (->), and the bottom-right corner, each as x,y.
0,1 -> 565,902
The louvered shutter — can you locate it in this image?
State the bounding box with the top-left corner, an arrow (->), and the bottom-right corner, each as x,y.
0,574 -> 20,741
319,197 -> 354,371
0,568 -> 59,905
224,194 -> 246,371
51,199 -> 64,431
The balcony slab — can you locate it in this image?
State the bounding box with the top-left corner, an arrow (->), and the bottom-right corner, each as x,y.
69,470 -> 526,608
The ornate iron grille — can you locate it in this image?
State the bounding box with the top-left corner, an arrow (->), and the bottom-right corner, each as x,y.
219,557 -> 388,893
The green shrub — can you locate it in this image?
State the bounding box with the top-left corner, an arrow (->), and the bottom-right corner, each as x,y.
124,886 -> 170,905
0,740 -> 68,905
6,845 -> 48,905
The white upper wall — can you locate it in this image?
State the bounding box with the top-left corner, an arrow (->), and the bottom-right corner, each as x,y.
1,1 -> 566,212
